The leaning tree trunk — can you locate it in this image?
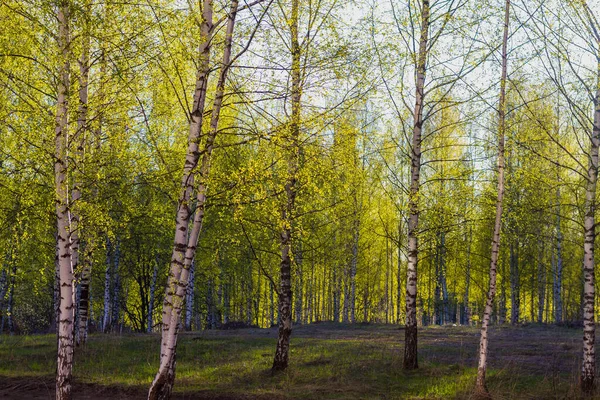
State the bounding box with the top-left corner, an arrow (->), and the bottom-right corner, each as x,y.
55,1 -> 75,398
475,0 -> 509,395
404,0 -> 429,370
148,2 -> 239,398
580,52 -> 600,395
272,0 -> 300,372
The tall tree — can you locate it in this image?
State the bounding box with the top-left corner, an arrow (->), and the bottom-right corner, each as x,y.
577,2 -> 600,392
54,0 -> 75,398
475,0 -> 510,394
272,0 -> 300,373
403,0 -> 430,370
148,0 -> 245,396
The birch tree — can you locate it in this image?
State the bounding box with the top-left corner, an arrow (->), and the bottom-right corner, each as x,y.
148,0 -> 271,395
54,0 -> 75,398
475,0 -> 510,394
272,0 -> 300,372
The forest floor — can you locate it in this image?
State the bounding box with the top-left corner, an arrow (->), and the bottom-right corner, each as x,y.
0,323 -> 593,399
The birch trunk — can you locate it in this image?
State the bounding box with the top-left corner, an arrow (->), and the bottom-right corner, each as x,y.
149,2 -> 238,397
464,228 -> 472,325
333,259 -> 340,322
294,243 -> 303,325
102,239 -> 111,333
270,281 -> 275,327
440,232 -> 449,324
272,0 -> 300,372
475,0 -> 509,394
55,1 -> 75,397
404,0 -> 429,370
554,197 -> 563,323
350,208 -> 359,323
76,250 -> 91,345
498,253 -> 507,324
537,241 -> 545,324
580,46 -> 600,395
157,0 -> 213,344
509,242 -> 520,324
74,5 -> 91,344
111,240 -> 120,330
397,221 -> 403,324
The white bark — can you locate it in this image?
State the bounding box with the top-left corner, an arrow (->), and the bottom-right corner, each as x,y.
55,2 -> 75,398
102,239 -> 111,333
475,0 -> 509,393
149,2 -> 239,397
404,0 -> 429,370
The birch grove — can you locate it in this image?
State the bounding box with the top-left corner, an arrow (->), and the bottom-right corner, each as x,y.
3,0 -> 600,398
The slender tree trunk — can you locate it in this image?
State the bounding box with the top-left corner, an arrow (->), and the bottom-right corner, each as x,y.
350,209 -> 359,323
554,197 -> 563,323
7,262 -> 16,334
509,242 -> 520,324
404,0 -> 429,370
294,242 -> 303,325
55,2 -> 75,397
111,240 -> 120,330
499,253 -> 507,324
148,256 -> 159,333
74,6 -> 91,344
206,278 -> 215,329
270,281 -> 275,327
149,2 -> 238,397
77,249 -> 91,345
464,228 -> 472,325
440,233 -> 449,324
52,236 -> 60,335
580,51 -> 600,395
333,257 -> 340,322
475,0 -> 509,394
434,241 -> 441,325
272,0 -> 300,372
185,260 -> 195,331
0,268 -> 6,333
342,268 -> 349,323
537,241 -> 545,324
397,221 -> 403,324
102,239 -> 111,333
385,236 -> 390,324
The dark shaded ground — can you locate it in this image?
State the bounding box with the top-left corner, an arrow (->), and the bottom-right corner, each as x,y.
0,323 -> 592,399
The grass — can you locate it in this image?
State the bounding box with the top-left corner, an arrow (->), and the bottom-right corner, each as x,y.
0,323 -> 593,399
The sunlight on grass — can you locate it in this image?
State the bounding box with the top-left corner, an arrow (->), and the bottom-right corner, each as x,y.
0,325 -> 587,399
